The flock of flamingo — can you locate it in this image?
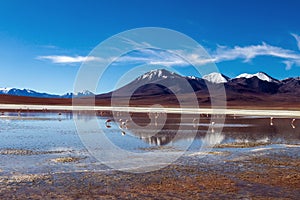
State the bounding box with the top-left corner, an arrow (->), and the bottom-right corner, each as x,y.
103,112 -> 297,137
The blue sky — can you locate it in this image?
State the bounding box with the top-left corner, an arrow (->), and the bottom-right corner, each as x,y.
0,0 -> 300,94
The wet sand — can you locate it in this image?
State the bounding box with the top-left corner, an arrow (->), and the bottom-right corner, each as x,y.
0,150 -> 299,199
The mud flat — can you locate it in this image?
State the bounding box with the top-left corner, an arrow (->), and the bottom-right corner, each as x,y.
0,149 -> 300,199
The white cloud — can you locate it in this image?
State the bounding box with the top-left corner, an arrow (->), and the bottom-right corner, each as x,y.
113,48 -> 190,67
39,45 -> 58,49
36,55 -> 103,64
113,41 -> 300,70
119,37 -> 154,49
148,60 -> 187,67
171,42 -> 300,70
283,61 -> 293,70
291,33 -> 300,50
37,34 -> 300,70
212,42 -> 300,63
41,42 -> 300,70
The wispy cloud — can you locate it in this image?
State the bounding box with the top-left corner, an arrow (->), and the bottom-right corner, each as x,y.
39,45 -> 58,49
119,37 -> 154,49
36,55 -> 103,64
113,42 -> 300,70
37,34 -> 300,70
114,48 -> 189,67
291,33 -> 300,50
282,60 -> 293,70
211,42 -> 300,66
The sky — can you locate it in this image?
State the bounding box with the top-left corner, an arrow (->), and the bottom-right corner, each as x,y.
0,0 -> 300,94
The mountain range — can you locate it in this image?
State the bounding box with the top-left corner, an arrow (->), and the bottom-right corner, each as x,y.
97,69 -> 300,108
0,88 -> 94,98
1,69 -> 299,108
97,69 -> 299,95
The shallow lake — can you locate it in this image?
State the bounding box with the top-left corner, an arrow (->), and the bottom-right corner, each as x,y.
0,111 -> 299,174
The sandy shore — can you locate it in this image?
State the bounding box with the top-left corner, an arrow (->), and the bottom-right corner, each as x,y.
1,104 -> 300,118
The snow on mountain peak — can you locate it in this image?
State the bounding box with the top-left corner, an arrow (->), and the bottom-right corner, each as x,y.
202,72 -> 229,83
236,72 -> 278,82
0,87 -> 94,98
187,76 -> 198,80
73,90 -> 94,96
0,87 -> 34,94
62,90 -> 94,98
137,69 -> 177,81
0,87 -> 13,93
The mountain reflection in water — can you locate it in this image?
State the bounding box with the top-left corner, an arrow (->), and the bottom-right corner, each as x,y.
102,112 -> 300,150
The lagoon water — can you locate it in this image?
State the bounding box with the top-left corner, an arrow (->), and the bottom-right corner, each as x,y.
0,111 -> 299,175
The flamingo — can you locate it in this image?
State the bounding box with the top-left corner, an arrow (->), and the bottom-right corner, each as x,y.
270,117 -> 274,126
192,118 -> 198,128
105,119 -> 112,128
291,119 -> 296,129
124,119 -> 129,129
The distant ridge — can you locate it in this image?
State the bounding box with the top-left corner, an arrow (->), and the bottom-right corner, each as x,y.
1,69 -> 300,108
99,69 -> 300,96
95,69 -> 300,108
0,88 -> 94,99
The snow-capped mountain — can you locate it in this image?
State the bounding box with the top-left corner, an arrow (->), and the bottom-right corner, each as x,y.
94,69 -> 300,108
236,72 -> 279,83
2,69 -> 300,101
0,88 -> 94,98
75,90 -> 94,96
0,88 -> 35,95
98,69 -> 300,99
202,72 -> 230,84
109,69 -> 193,96
62,90 -> 95,98
0,88 -> 59,98
137,69 -> 182,81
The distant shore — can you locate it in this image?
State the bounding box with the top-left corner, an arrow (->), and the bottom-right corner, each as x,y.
1,104 -> 300,118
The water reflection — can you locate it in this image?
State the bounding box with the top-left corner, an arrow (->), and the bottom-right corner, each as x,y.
0,111 -> 299,153
0,111 -> 299,174
105,113 -> 300,149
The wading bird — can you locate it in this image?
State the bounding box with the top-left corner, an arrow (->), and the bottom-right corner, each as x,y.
105,119 -> 112,128
291,119 -> 296,129
270,117 -> 274,126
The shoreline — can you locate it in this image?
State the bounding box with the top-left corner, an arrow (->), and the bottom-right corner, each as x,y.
1,103 -> 300,118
